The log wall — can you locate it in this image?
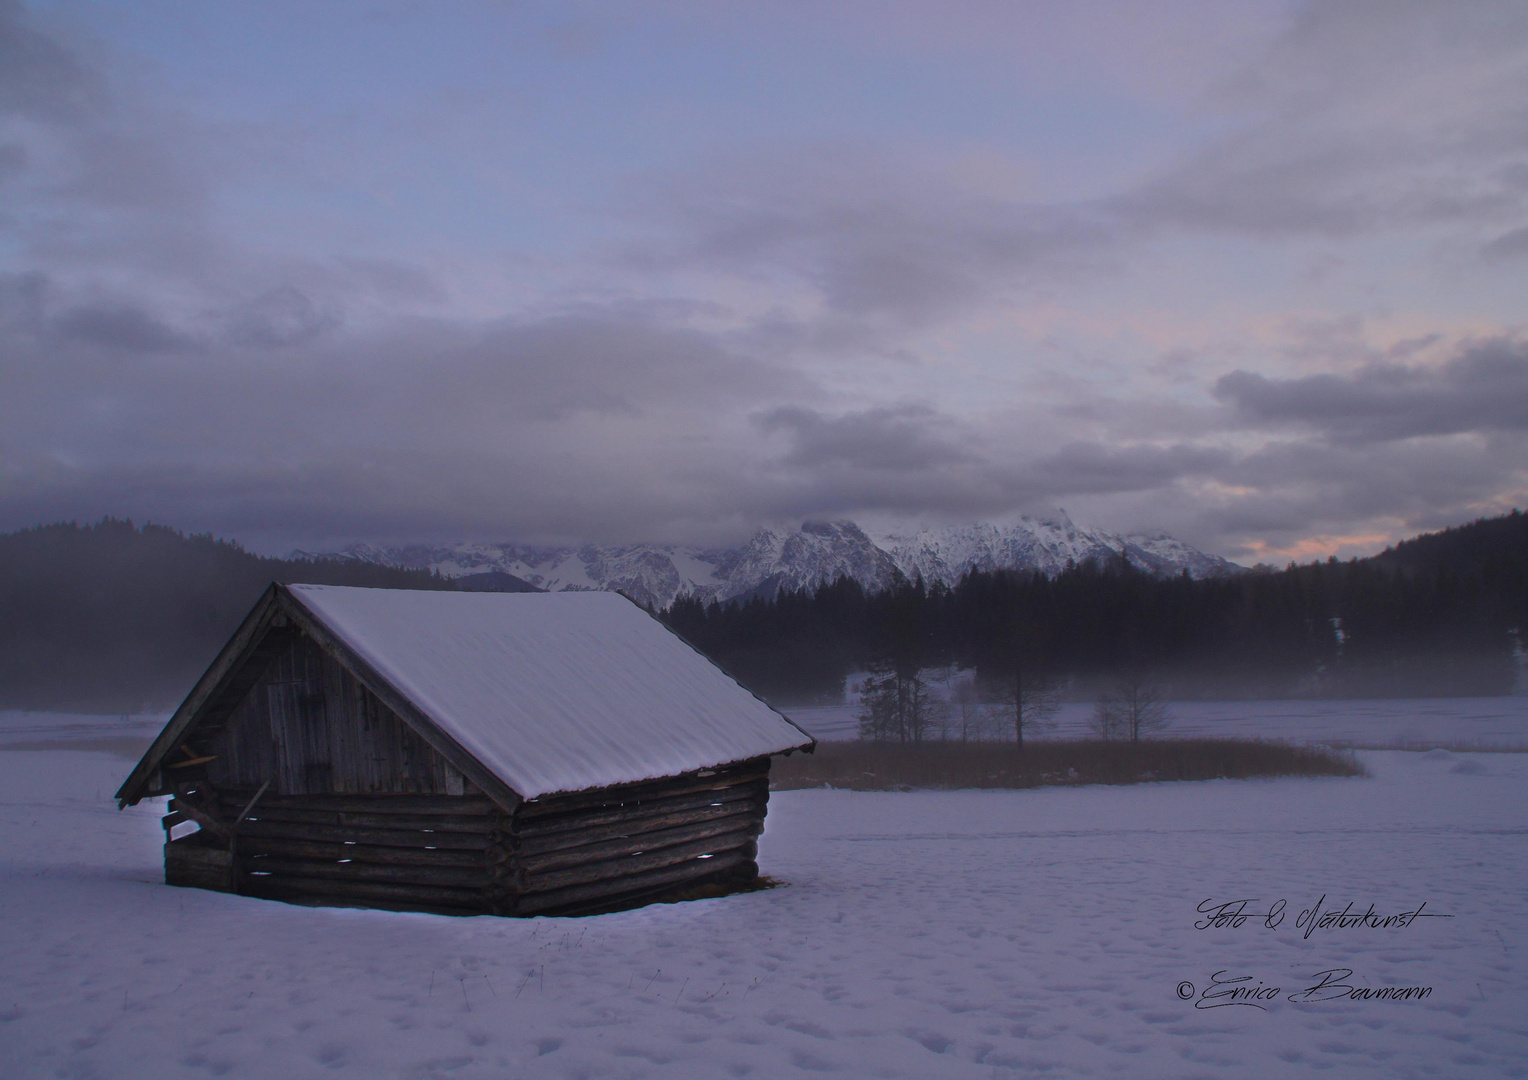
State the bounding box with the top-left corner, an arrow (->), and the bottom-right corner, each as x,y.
165,757 -> 771,917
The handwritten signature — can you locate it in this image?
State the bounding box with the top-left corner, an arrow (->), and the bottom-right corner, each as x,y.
1180,969 -> 1435,1009
1195,895 -> 1450,939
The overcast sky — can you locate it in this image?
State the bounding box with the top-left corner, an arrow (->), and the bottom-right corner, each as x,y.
3,0 -> 1526,561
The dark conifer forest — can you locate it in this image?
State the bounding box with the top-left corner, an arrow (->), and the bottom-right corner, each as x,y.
1,511 -> 1525,711
663,511 -> 1528,704
0,520 -> 449,710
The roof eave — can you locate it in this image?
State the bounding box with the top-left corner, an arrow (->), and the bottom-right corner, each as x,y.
626,593 -> 818,757
115,583 -> 283,808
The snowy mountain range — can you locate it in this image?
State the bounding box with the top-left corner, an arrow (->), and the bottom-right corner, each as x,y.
296,513 -> 1242,610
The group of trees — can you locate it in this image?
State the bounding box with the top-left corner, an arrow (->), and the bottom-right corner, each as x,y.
850,664 -> 1165,747
664,510 -> 1528,711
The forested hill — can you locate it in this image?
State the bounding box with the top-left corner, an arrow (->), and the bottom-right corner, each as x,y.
663,510 -> 1528,704
1370,508 -> 1528,579
0,520 -> 450,711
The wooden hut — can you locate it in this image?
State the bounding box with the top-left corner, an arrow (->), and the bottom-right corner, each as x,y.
116,583 -> 815,916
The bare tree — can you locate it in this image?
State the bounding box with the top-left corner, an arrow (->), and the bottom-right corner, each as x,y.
1005,655 -> 1060,748
858,661 -> 948,744
1093,673 -> 1171,742
952,678 -> 992,742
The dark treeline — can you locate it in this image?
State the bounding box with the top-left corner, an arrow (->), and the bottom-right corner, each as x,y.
4,511 -> 1525,712
664,511 -> 1528,704
0,519 -> 449,710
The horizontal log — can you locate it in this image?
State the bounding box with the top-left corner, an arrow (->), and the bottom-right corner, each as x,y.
519,811 -> 764,875
234,819 -> 489,851
516,759 -> 769,820
161,811 -> 188,831
509,794 -> 765,855
218,791 -> 497,815
512,780 -> 767,838
237,836 -> 488,869
240,874 -> 486,910
523,829 -> 758,895
223,806 -> 495,835
553,859 -> 762,919
240,857 -> 488,889
165,841 -> 233,868
514,851 -> 756,916
167,868 -> 234,892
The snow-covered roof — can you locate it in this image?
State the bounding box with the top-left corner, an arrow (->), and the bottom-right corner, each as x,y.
285,584 -> 812,800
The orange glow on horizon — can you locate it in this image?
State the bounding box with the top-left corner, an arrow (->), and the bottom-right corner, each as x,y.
1238,532 -> 1397,566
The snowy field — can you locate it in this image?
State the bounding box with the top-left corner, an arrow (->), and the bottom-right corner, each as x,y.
1,716 -> 1525,1078
788,696 -> 1528,747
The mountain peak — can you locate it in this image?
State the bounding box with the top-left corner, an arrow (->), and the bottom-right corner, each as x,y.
302,517 -> 1240,609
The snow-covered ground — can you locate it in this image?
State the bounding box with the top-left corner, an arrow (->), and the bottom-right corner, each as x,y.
788,695 -> 1528,747
1,713 -> 1524,1078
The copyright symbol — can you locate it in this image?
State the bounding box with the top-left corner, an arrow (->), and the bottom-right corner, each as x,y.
1176,981 -> 1195,1000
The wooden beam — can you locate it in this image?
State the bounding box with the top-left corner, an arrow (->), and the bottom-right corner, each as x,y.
522,829 -> 759,894
238,836 -> 487,869
215,791 -> 495,815
511,781 -> 765,839
512,850 -> 755,916
509,796 -> 765,856
518,811 -> 763,875
234,819 -> 490,851
244,858 -> 488,889
240,874 -> 486,910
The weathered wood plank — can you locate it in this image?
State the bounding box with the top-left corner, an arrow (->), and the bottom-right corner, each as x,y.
242,857 -> 488,889
517,809 -> 764,873
234,819 -> 489,850
512,781 -> 766,838
507,797 -> 764,858
165,841 -> 234,892
219,806 -> 495,834
240,874 -> 485,909
165,841 -> 234,868
217,792 -> 494,815
237,836 -> 488,869
515,759 -> 769,820
512,850 -> 755,916
522,830 -> 759,894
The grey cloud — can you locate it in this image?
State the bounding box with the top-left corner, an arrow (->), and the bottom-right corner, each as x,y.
442,313 -> 802,422
1031,442 -> 1226,496
626,151 -> 1113,328
225,287 -> 338,349
1121,2 -> 1528,239
1481,224 -> 1528,261
0,141 -> 25,180
57,303 -> 191,354
1214,338 -> 1528,443
623,1 -> 1528,342
0,291 -> 817,544
0,0 -> 104,123
755,405 -> 974,471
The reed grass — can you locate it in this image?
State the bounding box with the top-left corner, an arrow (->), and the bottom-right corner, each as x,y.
772,738 -> 1364,791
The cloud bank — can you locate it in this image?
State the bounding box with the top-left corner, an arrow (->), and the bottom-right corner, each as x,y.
1,0 -> 1526,561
